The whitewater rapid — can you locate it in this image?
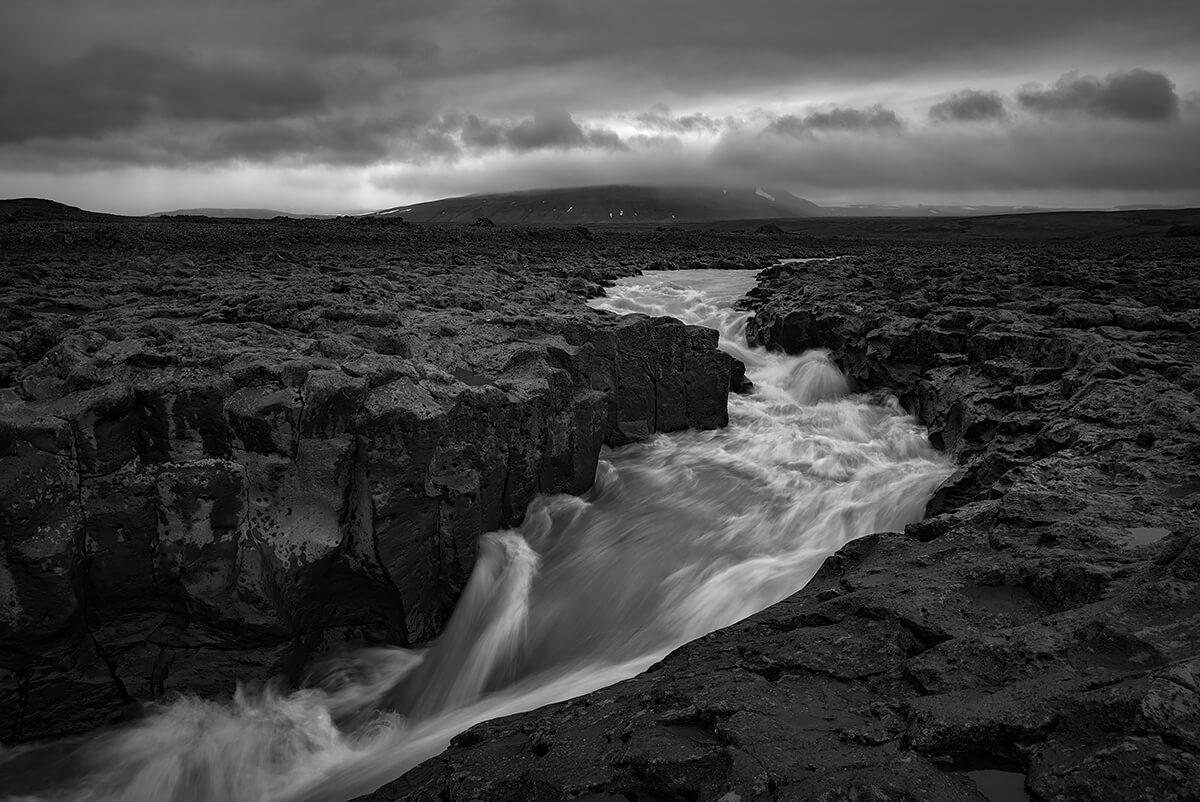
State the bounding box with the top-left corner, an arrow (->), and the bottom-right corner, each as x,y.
0,266 -> 953,802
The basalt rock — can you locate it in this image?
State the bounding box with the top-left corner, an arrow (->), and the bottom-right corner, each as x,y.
380,239 -> 1200,801
742,249 -> 1200,518
0,221 -> 809,743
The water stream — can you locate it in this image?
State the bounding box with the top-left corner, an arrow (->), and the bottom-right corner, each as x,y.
1,266 -> 953,802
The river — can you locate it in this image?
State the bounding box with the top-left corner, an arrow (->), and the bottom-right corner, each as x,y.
1,266 -> 952,802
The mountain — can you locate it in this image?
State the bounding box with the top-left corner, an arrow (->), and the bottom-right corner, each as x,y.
0,198 -> 122,222
371,185 -> 826,223
149,208 -> 329,219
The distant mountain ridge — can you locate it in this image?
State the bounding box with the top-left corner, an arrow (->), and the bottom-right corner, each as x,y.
0,198 -> 120,222
149,208 -> 330,219
370,185 -> 826,223
823,203 -> 1055,218
5,194 -> 1194,225
366,186 -> 1112,222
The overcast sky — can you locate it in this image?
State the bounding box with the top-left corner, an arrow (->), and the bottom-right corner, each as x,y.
2,0 -> 1199,213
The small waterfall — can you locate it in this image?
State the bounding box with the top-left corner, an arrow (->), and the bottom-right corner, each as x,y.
0,265 -> 952,802
784,350 -> 851,404
385,533 -> 539,718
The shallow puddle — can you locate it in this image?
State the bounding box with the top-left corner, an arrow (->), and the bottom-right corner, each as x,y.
1127,526 -> 1170,546
451,367 -> 492,386
1166,479 -> 1200,499
967,769 -> 1031,802
963,584 -> 1044,620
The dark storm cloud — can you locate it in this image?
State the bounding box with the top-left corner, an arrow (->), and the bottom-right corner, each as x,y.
765,106 -> 903,136
713,116 -> 1200,193
211,112 -> 456,167
627,134 -> 685,150
503,110 -> 626,152
3,106 -> 631,172
456,115 -> 508,149
929,90 -> 1008,123
632,107 -> 725,134
2,0 -> 1199,206
7,0 -> 1199,141
0,45 -> 325,144
434,110 -> 628,155
1016,69 -> 1180,121
434,1 -> 1200,104
296,28 -> 441,62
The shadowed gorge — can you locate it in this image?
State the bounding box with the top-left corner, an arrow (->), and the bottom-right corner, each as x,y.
381,235 -> 1200,802
0,265 -> 951,800
2,223 -> 816,746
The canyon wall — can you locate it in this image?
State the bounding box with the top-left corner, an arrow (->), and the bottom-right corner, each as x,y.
0,221 -> 794,742
381,239 -> 1200,802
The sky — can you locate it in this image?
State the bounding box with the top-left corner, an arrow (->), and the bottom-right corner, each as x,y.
1,0 -> 1199,214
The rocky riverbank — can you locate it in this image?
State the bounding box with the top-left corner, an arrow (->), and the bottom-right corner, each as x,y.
377,237 -> 1200,800
0,219 -> 807,742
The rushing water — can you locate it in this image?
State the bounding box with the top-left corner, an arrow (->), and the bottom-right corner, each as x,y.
1,267 -> 952,802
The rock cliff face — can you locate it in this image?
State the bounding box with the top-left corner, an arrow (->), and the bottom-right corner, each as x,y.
380,239 -> 1200,801
0,221 -> 801,742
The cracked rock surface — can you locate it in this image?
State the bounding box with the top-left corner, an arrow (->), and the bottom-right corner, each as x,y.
376,236 -> 1200,801
0,219 -> 805,742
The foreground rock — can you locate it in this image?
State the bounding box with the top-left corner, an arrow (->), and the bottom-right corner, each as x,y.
379,238 -> 1200,800
0,219 -> 806,742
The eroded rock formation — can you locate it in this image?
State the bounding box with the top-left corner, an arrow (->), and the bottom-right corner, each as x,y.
381,239 -> 1200,801
0,221 -> 799,741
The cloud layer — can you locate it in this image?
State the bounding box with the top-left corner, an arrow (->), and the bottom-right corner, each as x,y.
0,45 -> 326,144
2,0 -> 1198,211
929,90 -> 1008,123
1017,69 -> 1180,120
767,106 -> 903,135
443,110 -> 626,154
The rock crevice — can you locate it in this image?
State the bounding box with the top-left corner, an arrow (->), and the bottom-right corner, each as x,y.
379,239 -> 1200,802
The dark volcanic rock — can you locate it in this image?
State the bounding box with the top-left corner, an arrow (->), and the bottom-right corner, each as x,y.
0,219 -> 814,742
743,250 -> 1200,518
378,240 -> 1200,801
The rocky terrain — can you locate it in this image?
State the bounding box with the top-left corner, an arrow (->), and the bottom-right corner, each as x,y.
0,217 -> 809,742
375,236 -> 1200,800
